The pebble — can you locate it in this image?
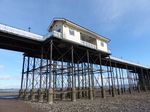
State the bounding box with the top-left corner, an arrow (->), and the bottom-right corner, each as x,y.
25,91 -> 150,112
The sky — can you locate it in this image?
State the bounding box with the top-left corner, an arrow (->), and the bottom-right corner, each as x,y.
0,0 -> 150,89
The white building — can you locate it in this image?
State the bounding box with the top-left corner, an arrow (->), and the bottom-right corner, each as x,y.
46,18 -> 111,54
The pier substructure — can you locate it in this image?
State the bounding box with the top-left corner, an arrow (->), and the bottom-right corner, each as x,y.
19,38 -> 150,103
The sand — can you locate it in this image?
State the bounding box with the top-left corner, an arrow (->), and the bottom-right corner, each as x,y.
0,91 -> 150,112
0,99 -> 44,112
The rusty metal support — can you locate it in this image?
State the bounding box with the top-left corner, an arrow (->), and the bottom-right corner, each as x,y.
87,50 -> 93,100
71,46 -> 76,102
119,68 -> 123,94
121,68 -> 126,92
19,54 -> 25,100
61,58 -> 65,100
109,56 -> 116,97
99,53 -> 105,99
38,46 -> 44,102
141,68 -> 147,92
24,56 -> 30,101
126,64 -> 132,94
31,56 -> 36,101
47,40 -> 53,104
107,66 -> 111,95
115,62 -> 120,95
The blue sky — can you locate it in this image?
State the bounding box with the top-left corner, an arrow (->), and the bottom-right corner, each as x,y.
0,0 -> 150,89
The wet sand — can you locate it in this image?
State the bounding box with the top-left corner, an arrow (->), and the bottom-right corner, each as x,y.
0,92 -> 43,112
0,91 -> 150,112
0,98 -> 44,112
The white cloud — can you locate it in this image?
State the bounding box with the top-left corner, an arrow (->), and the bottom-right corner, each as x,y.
0,83 -> 20,89
0,65 -> 5,69
90,0 -> 150,35
0,75 -> 20,80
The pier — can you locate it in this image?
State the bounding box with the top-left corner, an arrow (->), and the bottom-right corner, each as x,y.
0,19 -> 150,104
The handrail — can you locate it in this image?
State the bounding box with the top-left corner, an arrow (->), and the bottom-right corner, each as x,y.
44,31 -> 61,39
80,40 -> 96,49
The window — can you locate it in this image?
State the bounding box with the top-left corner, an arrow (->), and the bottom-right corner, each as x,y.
69,28 -> 74,36
57,29 -> 61,32
101,42 -> 104,47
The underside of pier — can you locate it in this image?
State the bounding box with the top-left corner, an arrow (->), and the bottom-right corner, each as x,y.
18,38 -> 150,104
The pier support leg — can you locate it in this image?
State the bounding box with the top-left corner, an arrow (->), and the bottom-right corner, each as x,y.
24,89 -> 28,101
19,89 -> 23,100
53,89 -> 56,98
101,86 -> 106,99
93,87 -> 96,98
85,87 -> 88,97
67,88 -> 71,98
89,87 -> 93,100
38,89 -> 43,102
112,86 -> 116,97
124,87 -> 126,93
47,89 -> 53,104
118,88 -> 121,95
109,88 -> 112,95
61,88 -> 65,100
71,87 -> 76,102
79,88 -> 82,99
143,85 -> 147,92
82,87 -> 85,97
137,86 -> 141,93
121,88 -> 124,94
30,89 -> 35,101
129,87 -> 132,94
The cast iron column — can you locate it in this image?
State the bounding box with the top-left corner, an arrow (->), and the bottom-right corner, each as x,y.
115,62 -> 120,95
24,56 -> 30,101
38,46 -> 44,102
71,46 -> 76,101
109,56 -> 116,97
99,53 -> 105,98
19,54 -> 25,100
31,56 -> 36,101
47,40 -> 53,104
87,50 -> 93,100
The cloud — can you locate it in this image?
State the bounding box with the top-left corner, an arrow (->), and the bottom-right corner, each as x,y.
0,83 -> 20,89
0,65 -> 5,69
90,0 -> 150,36
0,75 -> 20,80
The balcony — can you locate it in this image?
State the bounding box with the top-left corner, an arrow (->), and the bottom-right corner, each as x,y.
80,40 -> 96,49
44,31 -> 61,39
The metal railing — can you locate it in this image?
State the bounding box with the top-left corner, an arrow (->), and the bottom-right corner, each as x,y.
44,31 -> 61,39
80,40 -> 96,49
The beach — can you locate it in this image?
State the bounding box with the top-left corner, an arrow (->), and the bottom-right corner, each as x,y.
0,89 -> 43,112
0,91 -> 150,112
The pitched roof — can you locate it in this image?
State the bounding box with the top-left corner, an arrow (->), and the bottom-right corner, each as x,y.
48,18 -> 111,42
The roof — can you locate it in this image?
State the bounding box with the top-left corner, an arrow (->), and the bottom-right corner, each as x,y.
0,24 -> 44,41
48,18 -> 111,42
109,56 -> 149,69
